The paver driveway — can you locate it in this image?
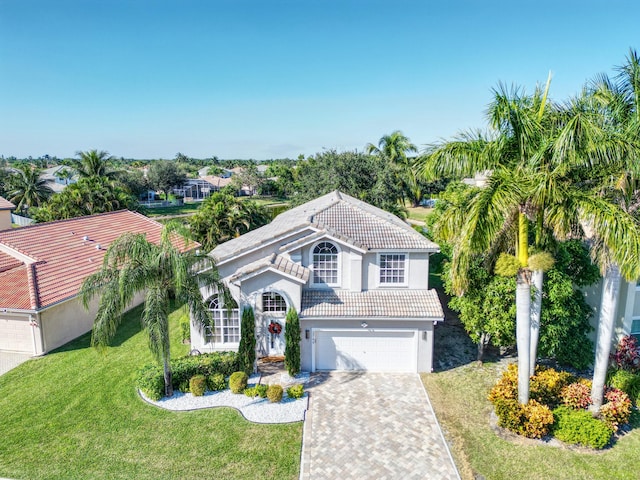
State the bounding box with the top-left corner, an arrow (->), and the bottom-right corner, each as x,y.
300,372 -> 459,480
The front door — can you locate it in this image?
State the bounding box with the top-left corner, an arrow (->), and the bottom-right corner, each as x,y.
267,318 -> 286,356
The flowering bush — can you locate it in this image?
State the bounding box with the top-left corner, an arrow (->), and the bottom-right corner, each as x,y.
613,335 -> 640,372
560,381 -> 592,410
520,400 -> 555,439
608,369 -> 640,405
600,387 -> 632,431
488,364 -> 518,404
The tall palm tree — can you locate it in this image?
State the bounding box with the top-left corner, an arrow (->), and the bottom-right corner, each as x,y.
422,81 -> 554,404
7,164 -> 54,213
80,223 -> 222,397
583,49 -> 640,411
74,149 -> 117,179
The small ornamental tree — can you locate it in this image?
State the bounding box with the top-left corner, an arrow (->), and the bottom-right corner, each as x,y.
238,307 -> 256,375
284,308 -> 301,376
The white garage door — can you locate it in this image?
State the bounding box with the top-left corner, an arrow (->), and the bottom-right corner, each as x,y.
0,317 -> 32,353
314,330 -> 416,372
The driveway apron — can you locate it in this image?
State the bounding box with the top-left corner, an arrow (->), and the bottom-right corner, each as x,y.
300,372 -> 459,480
0,352 -> 31,377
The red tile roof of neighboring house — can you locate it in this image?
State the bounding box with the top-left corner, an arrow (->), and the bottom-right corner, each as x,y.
0,210 -> 195,310
0,197 -> 15,210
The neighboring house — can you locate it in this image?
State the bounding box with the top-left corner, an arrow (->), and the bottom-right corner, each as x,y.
191,191 -> 444,373
41,165 -> 77,193
0,197 -> 15,230
0,210 -> 174,355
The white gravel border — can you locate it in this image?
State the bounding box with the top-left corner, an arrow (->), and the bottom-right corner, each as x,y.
138,374 -> 309,424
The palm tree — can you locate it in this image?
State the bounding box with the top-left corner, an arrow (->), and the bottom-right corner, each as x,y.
74,149 -> 117,179
582,49 -> 640,411
80,223 -> 222,397
422,81 -> 555,404
366,131 -> 423,206
7,164 -> 54,213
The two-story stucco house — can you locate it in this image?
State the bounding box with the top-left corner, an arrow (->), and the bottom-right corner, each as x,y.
190,191 -> 444,373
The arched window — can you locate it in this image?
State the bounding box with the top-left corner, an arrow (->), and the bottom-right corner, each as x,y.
313,241 -> 338,285
262,292 -> 287,313
207,295 -> 240,344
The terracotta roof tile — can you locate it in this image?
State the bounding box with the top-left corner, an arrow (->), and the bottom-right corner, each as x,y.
0,210 -> 191,310
300,289 -> 444,319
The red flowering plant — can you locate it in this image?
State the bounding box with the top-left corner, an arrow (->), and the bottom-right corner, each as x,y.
613,335 -> 640,372
600,387 -> 632,431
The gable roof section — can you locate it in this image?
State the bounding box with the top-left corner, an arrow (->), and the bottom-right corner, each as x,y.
0,197 -> 15,210
212,191 -> 438,263
229,253 -> 310,284
301,289 -> 444,319
0,210 -> 181,310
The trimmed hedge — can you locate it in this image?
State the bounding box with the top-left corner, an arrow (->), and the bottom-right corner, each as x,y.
552,406 -> 613,449
136,352 -> 239,400
229,371 -> 248,394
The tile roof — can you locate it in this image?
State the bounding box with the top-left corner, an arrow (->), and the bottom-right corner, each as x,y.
0,197 -> 15,210
0,210 -> 188,310
212,191 -> 439,262
300,289 -> 444,319
230,253 -> 310,283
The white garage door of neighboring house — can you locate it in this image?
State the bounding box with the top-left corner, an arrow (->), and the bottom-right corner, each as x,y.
0,317 -> 32,353
314,330 -> 416,373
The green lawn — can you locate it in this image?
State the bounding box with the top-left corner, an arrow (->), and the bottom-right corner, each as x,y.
405,205 -> 433,222
0,305 -> 302,480
422,362 -> 640,480
142,202 -> 201,217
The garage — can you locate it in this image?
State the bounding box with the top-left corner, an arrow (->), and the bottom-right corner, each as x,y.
0,316 -> 32,353
313,329 -> 417,372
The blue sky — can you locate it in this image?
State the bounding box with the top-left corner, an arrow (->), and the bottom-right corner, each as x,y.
1,1 -> 638,160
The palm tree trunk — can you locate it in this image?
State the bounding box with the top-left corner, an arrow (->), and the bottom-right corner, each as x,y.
529,269 -> 543,376
590,264 -> 621,412
163,359 -> 173,397
516,269 -> 531,404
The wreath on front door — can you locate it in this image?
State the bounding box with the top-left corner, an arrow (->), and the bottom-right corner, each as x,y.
268,321 -> 282,335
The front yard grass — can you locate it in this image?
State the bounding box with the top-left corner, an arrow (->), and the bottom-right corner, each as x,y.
422,362 -> 640,480
0,304 -> 302,480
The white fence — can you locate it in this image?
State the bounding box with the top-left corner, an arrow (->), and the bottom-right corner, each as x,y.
11,213 -> 35,226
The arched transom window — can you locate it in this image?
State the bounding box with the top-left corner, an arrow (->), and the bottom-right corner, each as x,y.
262,292 -> 287,313
313,241 -> 338,285
207,295 -> 240,344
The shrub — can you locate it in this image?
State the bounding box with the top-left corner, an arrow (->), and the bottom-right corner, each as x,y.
520,400 -> 554,439
244,386 -> 257,397
287,384 -> 304,399
136,364 -> 165,401
207,373 -> 227,391
267,384 -> 283,403
189,374 -> 206,396
284,308 -> 301,376
613,335 -> 640,372
180,314 -> 190,343
600,387 -> 632,431
552,406 -> 613,449
492,398 -> 553,439
178,379 -> 191,393
488,364 -> 518,404
560,381 -> 592,410
229,371 -> 248,394
238,307 -> 256,375
529,366 -> 574,406
255,384 -> 268,398
608,368 -> 640,405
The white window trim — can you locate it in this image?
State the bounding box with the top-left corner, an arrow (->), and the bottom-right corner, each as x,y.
206,296 -> 240,346
376,252 -> 409,287
309,240 -> 342,288
631,316 -> 640,336
261,291 -> 289,316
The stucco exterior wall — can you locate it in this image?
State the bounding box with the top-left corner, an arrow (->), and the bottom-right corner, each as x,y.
0,210 -> 12,230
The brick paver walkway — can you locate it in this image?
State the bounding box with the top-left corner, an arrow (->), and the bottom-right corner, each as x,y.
0,352 -> 31,376
300,372 -> 460,480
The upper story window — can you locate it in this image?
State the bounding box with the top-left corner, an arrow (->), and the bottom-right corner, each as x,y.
379,253 -> 407,285
207,295 -> 240,344
262,292 -> 287,314
313,241 -> 339,285
632,318 -> 640,341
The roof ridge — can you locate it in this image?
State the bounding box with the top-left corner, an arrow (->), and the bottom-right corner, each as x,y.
0,209 -> 137,233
